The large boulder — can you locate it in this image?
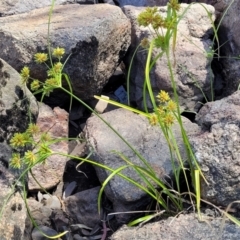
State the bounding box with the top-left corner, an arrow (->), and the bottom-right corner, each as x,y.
115,0 -> 168,7
192,91 -> 240,206
111,213 -> 240,240
123,4 -> 215,112
0,58 -> 37,239
212,0 -> 240,96
0,4 -> 131,105
0,0 -> 75,16
83,108 -> 200,224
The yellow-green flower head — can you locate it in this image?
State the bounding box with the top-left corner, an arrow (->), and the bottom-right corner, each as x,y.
168,0 -> 181,12
157,105 -> 165,117
140,38 -> 150,49
154,35 -> 166,50
45,78 -> 59,87
167,100 -> 177,112
40,132 -> 52,143
149,113 -> 158,126
10,133 -> 27,148
34,52 -> 48,64
20,66 -> 30,84
24,150 -> 37,166
27,123 -> 40,136
38,143 -> 52,156
157,90 -> 170,103
53,62 -> 63,73
137,7 -> 158,27
30,79 -> 41,91
9,153 -> 22,169
52,47 -> 65,59
164,113 -> 175,127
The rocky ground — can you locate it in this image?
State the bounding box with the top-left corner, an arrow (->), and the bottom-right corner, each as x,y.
1,0 -> 240,239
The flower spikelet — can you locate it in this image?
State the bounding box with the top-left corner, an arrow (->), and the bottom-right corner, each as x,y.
31,79 -> 41,91
140,38 -> 150,49
40,132 -> 52,143
52,47 -> 65,59
45,78 -> 59,87
20,66 -> 30,84
164,113 -> 175,127
34,53 -> 48,64
157,90 -> 170,103
9,153 -> 22,169
168,0 -> 181,12
27,123 -> 40,136
137,7 -> 158,27
166,100 -> 177,112
149,113 -> 158,126
38,143 -> 52,157
24,150 -> 37,166
53,62 -> 63,74
10,133 -> 27,148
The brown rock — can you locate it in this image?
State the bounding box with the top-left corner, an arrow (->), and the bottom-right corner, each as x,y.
0,4 -> 131,105
28,102 -> 69,191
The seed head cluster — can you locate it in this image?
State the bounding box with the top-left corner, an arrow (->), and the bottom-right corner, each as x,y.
149,90 -> 177,127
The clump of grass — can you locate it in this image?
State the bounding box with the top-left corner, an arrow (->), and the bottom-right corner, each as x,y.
2,1 -> 240,239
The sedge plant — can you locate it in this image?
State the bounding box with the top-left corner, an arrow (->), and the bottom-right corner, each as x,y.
96,0 -> 240,228
96,0 -> 205,219
2,1 -> 240,238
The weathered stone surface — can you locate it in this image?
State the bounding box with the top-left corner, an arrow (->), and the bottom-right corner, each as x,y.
0,190 -> 31,240
0,0 -> 75,16
211,0 -> 240,96
180,0 -> 229,15
0,58 -> 38,144
83,108 -> 200,223
32,226 -> 59,240
123,4 -> 215,112
64,186 -> 101,228
28,102 -> 69,191
111,213 -> 240,240
27,198 -> 52,227
0,4 -> 131,105
115,0 -> 168,7
0,58 -> 37,240
191,91 -> 240,206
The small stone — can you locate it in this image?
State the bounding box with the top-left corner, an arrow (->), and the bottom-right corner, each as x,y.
32,226 -> 58,240
63,181 -> 77,199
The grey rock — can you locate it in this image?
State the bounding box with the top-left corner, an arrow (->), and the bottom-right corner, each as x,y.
0,58 -> 38,144
103,0 -> 116,5
0,191 -> 31,240
111,213 -> 240,240
28,102 -> 69,191
68,140 -> 87,159
83,108 -> 200,223
63,181 -> 77,199
27,198 -> 52,226
0,0 -> 75,16
191,91 -> 240,206
76,0 -> 98,3
50,209 -> 69,233
212,0 -> 240,96
123,4 -> 215,112
45,195 -> 61,209
32,226 -> 59,240
0,58 -> 37,240
115,0 -> 168,7
69,105 -> 84,121
196,91 -> 240,129
64,186 -> 101,228
0,4 -> 131,105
